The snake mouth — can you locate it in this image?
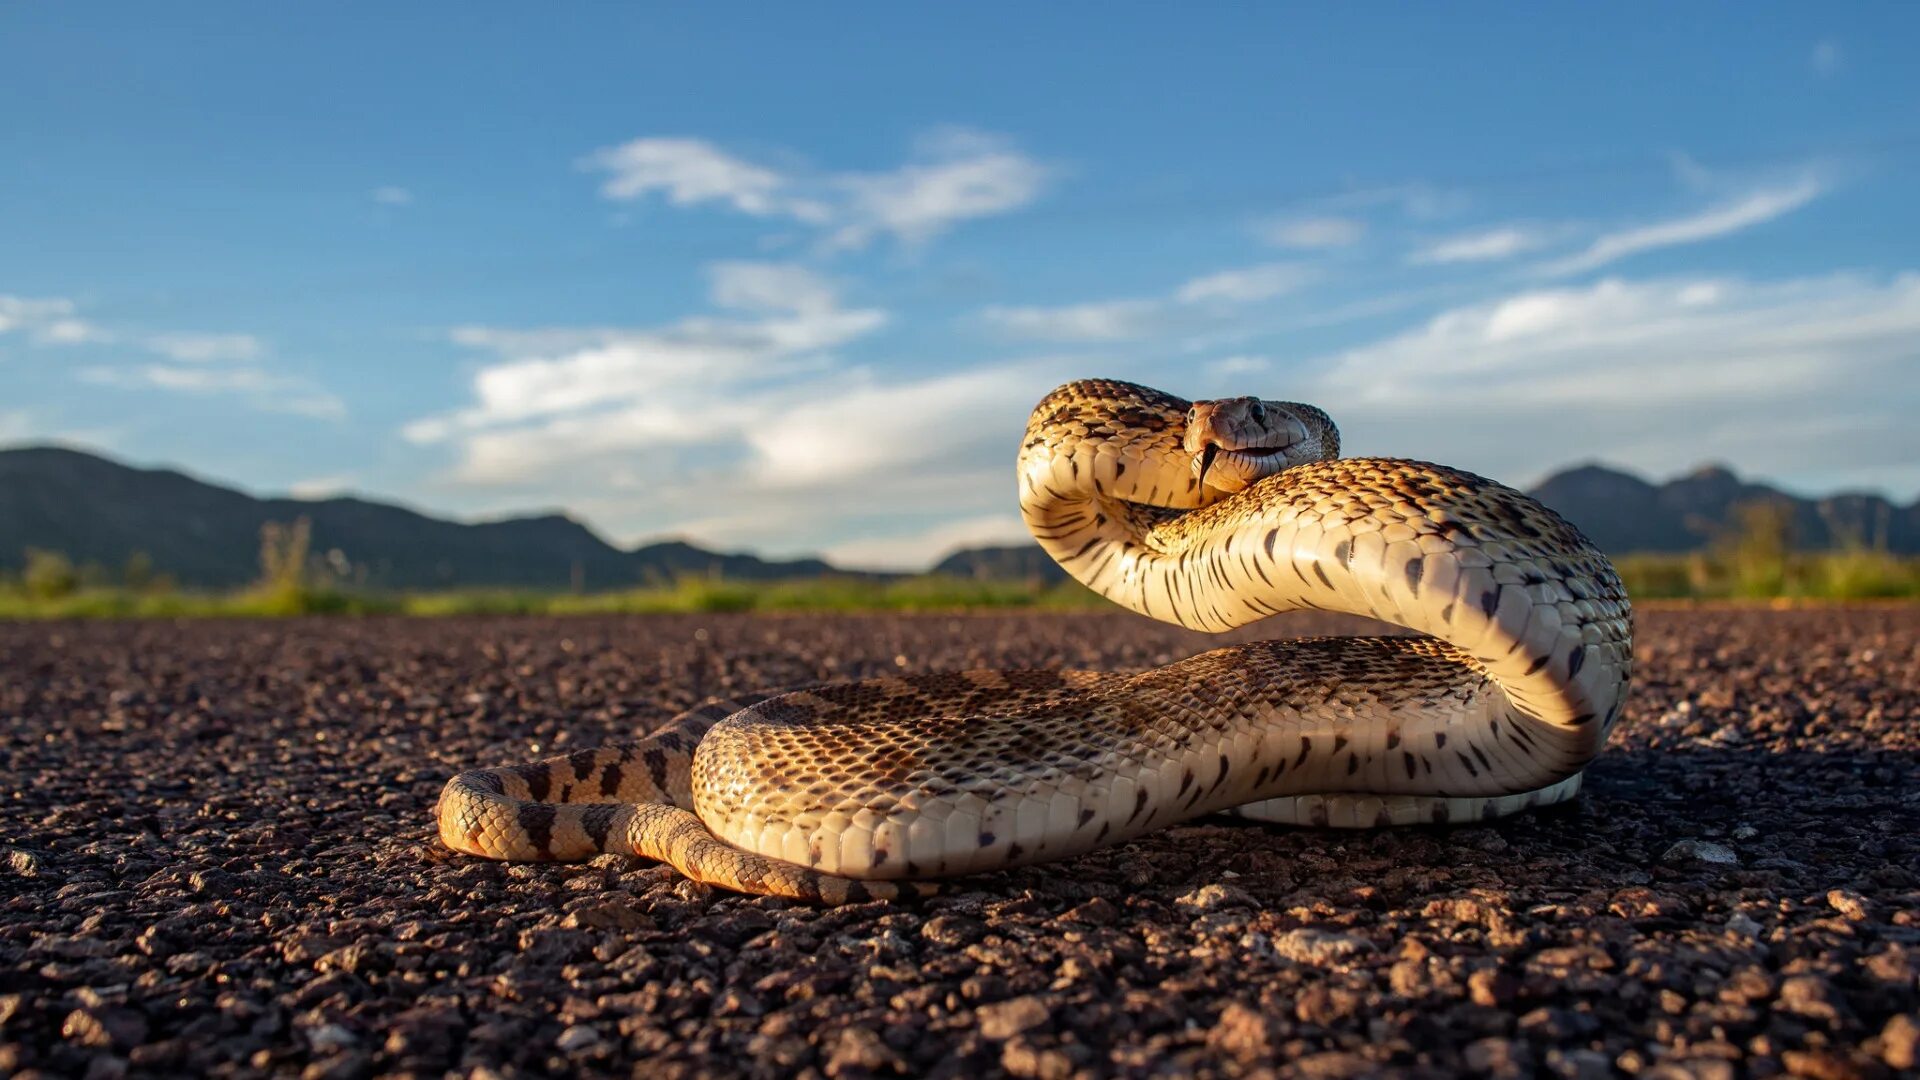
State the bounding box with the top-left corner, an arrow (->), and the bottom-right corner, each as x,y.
1197,438 -> 1300,489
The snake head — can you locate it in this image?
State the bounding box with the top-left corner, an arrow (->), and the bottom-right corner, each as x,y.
1184,396 -> 1339,496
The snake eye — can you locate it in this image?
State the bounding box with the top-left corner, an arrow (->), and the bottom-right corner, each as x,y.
1251,402 -> 1267,424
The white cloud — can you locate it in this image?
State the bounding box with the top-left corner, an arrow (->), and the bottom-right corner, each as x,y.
406,260 -> 1091,554
0,295 -> 73,334
578,128 -> 1047,250
985,263 -> 1315,344
1308,273 -> 1920,493
145,332 -> 263,363
289,475 -> 355,499
1260,216 -> 1364,249
580,137 -> 828,221
980,299 -> 1161,342
707,261 -> 840,314
407,264 -> 890,479
413,266 -> 883,448
372,186 -> 414,205
1176,263 -> 1313,304
829,129 -> 1050,250
1206,355 -> 1270,379
0,295 -> 108,345
1408,226 -> 1547,265
1537,179 -> 1825,276
80,364 -> 345,420
823,513 -> 1034,572
1811,39 -> 1842,76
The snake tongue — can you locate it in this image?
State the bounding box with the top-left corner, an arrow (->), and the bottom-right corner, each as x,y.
1196,443 -> 1220,489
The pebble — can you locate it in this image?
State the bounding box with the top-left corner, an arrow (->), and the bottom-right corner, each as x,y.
1662,839 -> 1740,866
1272,928 -> 1375,966
977,995 -> 1052,1040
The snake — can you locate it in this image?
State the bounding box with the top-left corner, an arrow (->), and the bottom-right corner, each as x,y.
437,379 -> 1633,903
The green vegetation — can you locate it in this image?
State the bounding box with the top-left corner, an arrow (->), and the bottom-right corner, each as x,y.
2,505 -> 1915,619
1613,498 -> 1920,601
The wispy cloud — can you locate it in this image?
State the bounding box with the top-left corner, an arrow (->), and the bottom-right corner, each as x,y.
1308,272 -> 1920,492
371,186 -> 414,206
579,128 -> 1048,250
1205,355 -> 1271,379
985,263 -> 1314,343
17,299 -> 342,419
1408,226 -> 1548,265
1175,263 -> 1314,304
580,137 -> 829,221
1259,216 -> 1365,249
80,365 -> 346,419
1537,179 -> 1825,276
980,299 -> 1160,342
145,332 -> 263,363
0,295 -> 108,346
288,475 -> 356,499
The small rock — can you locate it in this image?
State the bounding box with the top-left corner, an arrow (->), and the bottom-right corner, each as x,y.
1174,883 -> 1255,912
280,935 -> 349,965
1000,1036 -> 1075,1080
1273,928 -> 1374,966
565,902 -> 654,931
1731,824 -> 1759,841
1662,839 -> 1739,866
1725,912 -> 1764,938
1464,1037 -> 1528,1079
1468,969 -> 1519,1007
187,868 -> 237,894
1517,1006 -> 1598,1040
1826,889 -> 1871,921
301,1051 -> 371,1080
1776,974 -> 1850,1025
825,1025 -> 907,1075
1293,1052 -> 1376,1079
1545,1048 -> 1613,1080
6,848 -> 42,877
1780,1049 -> 1868,1080
305,1024 -> 358,1053
555,1025 -> 602,1054
921,914 -> 986,947
62,1006 -> 148,1049
1059,897 -> 1118,925
977,995 -> 1052,1040
1207,1001 -> 1281,1060
1880,1013 -> 1919,1070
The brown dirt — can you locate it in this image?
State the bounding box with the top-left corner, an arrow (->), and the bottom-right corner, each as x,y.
2,608 -> 1917,1079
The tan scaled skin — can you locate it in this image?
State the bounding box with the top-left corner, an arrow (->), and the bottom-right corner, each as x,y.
437,379 -> 1633,902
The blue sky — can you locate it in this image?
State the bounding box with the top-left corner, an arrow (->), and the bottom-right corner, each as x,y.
3,6 -> 1917,567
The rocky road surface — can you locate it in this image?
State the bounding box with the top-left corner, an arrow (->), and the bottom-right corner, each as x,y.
2,608 -> 1916,1079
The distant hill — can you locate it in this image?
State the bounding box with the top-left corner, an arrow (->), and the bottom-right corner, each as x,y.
930,544 -> 1071,584
4,446 -> 1914,591
933,462 -> 1920,575
1533,462 -> 1919,555
0,446 -> 849,590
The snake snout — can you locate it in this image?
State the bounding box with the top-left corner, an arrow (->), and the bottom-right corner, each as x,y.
1186,397 -> 1327,494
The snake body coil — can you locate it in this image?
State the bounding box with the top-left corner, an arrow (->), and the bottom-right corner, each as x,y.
438,380 -> 1633,902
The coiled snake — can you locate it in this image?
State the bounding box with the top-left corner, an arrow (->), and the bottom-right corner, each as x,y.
437,380 -> 1633,902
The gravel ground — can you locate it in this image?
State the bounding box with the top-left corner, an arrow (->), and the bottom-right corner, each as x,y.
2,607 -> 1916,1079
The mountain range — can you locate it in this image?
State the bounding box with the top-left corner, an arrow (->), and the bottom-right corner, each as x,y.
2,445 -> 1914,590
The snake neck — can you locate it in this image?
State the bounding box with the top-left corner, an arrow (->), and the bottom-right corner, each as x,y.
1018,441 -> 1634,746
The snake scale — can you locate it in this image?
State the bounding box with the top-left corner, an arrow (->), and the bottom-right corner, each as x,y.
438,379 -> 1634,903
